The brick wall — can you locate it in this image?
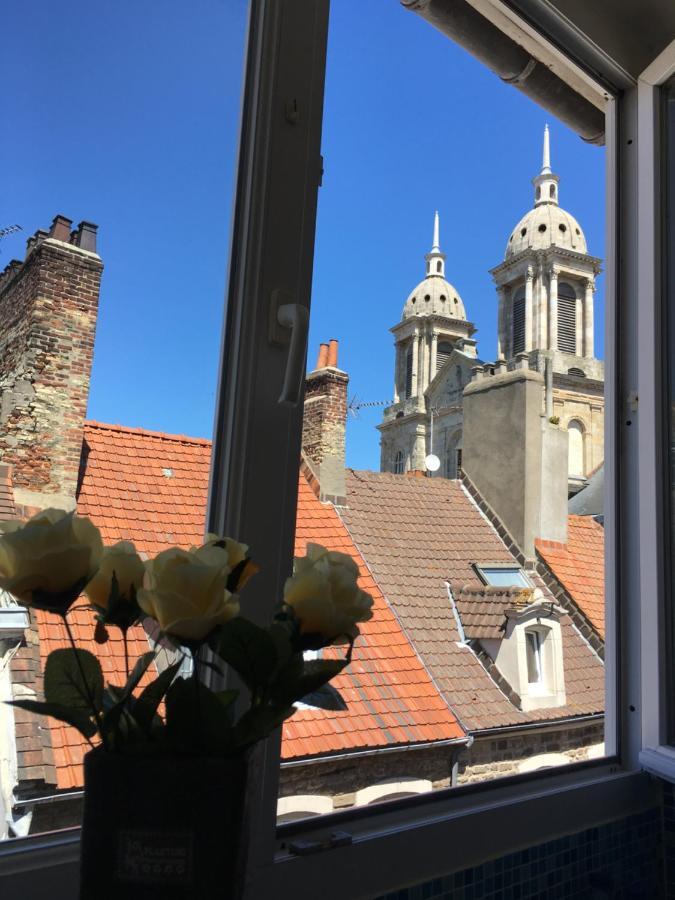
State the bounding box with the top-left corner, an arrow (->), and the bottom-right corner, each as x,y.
0,216 -> 103,509
302,340 -> 348,504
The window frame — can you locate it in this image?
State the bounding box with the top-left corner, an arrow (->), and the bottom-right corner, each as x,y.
0,4 -> 668,898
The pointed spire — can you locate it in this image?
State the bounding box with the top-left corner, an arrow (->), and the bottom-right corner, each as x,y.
425,210 -> 446,278
541,124 -> 551,174
432,210 -> 440,253
532,125 -> 559,207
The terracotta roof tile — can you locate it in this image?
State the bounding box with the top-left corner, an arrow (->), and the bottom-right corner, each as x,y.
339,471 -> 604,733
536,516 -> 605,639
35,424 -> 464,789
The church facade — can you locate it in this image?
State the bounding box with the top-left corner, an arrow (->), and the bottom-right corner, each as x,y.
379,127 -> 604,492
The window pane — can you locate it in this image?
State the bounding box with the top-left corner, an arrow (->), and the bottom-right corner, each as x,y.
0,2 -> 247,842
277,1 -> 608,823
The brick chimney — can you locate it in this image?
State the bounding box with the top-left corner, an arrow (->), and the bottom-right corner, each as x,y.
302,339 -> 348,505
0,216 -> 103,510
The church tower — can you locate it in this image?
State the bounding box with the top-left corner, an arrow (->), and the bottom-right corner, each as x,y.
489,126 -> 604,489
378,213 -> 478,476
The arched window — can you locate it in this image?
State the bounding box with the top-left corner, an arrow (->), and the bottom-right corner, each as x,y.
355,779 -> 432,807
394,450 -> 404,475
277,795 -> 333,823
536,186 -> 541,199
436,340 -> 453,373
550,184 -> 556,198
405,347 -> 413,398
568,420 -> 585,476
445,432 -> 462,479
557,282 -> 577,354
512,287 -> 526,355
436,260 -> 442,273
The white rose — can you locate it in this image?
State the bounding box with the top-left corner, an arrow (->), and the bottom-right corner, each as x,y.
283,543 -> 374,644
84,541 -> 145,610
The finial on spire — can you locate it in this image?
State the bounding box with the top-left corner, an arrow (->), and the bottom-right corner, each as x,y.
541,124 -> 551,174
432,210 -> 440,253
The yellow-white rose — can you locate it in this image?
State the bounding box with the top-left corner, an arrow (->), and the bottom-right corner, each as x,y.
283,543 -> 374,644
0,509 -> 103,612
138,546 -> 239,642
198,535 -> 258,591
84,541 -> 146,610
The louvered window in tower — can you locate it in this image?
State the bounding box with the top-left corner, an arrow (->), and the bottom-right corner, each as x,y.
436,341 -> 453,373
405,347 -> 413,398
512,290 -> 526,355
557,282 -> 577,354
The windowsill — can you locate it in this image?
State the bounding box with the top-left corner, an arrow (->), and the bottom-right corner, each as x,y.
639,746 -> 675,784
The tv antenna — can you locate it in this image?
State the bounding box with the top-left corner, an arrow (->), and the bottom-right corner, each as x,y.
0,224 -> 23,254
347,395 -> 393,419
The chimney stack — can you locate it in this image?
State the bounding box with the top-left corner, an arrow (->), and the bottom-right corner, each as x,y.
302,340 -> 348,505
0,215 -> 103,510
462,363 -> 568,561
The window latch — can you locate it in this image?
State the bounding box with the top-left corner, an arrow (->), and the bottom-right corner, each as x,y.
287,831 -> 353,856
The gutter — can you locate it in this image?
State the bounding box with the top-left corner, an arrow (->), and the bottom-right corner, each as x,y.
281,735 -> 471,768
13,790 -> 83,808
401,0 -> 605,144
473,712 -> 604,738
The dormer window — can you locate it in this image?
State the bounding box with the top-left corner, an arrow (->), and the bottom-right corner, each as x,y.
525,628 -> 545,687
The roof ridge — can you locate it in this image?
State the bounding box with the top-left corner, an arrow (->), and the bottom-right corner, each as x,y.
84,420 -> 212,446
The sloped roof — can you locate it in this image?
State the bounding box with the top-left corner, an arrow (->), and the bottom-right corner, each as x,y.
36,423 -> 463,789
536,516 -> 605,639
339,471 -> 604,732
452,585 -> 531,640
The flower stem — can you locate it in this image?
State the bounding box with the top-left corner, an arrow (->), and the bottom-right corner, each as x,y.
122,628 -> 129,680
62,614 -> 108,751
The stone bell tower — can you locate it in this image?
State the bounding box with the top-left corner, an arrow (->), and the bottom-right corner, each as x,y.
488,126 -> 604,491
378,212 -> 478,477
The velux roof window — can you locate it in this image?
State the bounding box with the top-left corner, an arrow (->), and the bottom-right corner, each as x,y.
475,566 -> 531,588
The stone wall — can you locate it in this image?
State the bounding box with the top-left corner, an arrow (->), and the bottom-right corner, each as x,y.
0,216 -> 103,510
278,720 -> 604,812
458,720 -> 604,784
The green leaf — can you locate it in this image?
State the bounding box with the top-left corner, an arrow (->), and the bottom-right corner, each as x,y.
44,648 -> 104,716
298,683 -> 348,712
133,660 -> 182,734
165,676 -> 236,753
6,699 -> 97,739
233,703 -> 296,750
298,658 -> 348,695
213,618 -> 278,691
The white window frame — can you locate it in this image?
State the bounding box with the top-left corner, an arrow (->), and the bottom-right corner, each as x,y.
635,39 -> 675,784
0,4 -> 670,898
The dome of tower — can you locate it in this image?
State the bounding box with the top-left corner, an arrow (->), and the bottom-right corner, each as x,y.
504,124 -> 588,260
402,275 -> 466,320
505,204 -> 587,259
401,210 -> 467,321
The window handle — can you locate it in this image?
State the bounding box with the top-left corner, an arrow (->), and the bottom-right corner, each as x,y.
277,302 -> 309,406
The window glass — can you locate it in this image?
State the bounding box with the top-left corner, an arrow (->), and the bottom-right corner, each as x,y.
0,1 -> 247,843
526,631 -> 543,684
478,567 -> 531,588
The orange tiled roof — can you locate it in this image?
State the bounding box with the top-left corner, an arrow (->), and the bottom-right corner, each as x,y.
536,516 -> 605,639
37,422 -> 464,788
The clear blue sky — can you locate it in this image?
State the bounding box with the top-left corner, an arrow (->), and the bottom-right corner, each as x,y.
1,1 -> 604,472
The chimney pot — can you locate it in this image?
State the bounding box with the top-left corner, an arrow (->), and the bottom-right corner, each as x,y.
49,215 -> 73,242
327,339 -> 338,368
72,221 -> 98,253
316,342 -> 329,370
471,365 -> 485,382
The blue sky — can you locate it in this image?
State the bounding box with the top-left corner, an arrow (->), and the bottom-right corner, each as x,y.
1,1 -> 604,472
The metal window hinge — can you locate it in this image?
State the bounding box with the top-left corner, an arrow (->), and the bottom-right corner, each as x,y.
287,831 -> 353,856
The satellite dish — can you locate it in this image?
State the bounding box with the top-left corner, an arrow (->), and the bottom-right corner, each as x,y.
425,453 -> 441,472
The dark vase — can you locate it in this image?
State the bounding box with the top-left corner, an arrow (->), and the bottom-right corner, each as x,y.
79,749 -> 247,900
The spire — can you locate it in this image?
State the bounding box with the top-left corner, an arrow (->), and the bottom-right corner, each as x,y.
532,125 -> 559,207
425,210 -> 446,278
432,210 -> 440,253
541,124 -> 551,174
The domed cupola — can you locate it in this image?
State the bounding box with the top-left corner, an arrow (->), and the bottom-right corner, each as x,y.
402,211 -> 467,320
505,125 -> 588,260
